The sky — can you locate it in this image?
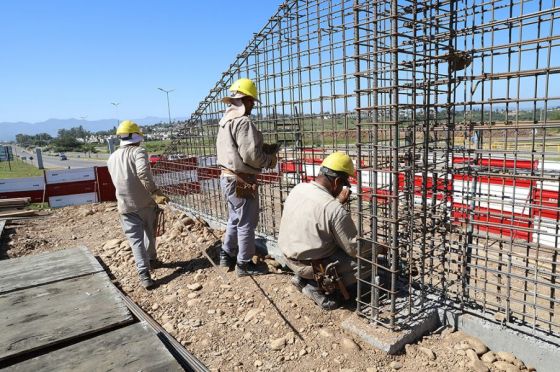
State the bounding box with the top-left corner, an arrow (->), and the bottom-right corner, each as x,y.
0,0 -> 280,123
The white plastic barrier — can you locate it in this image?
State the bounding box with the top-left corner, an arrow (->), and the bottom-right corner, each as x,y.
0,176 -> 45,192
49,192 -> 98,208
45,168 -> 95,184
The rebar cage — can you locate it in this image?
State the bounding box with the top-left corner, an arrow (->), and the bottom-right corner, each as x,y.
155,0 -> 560,338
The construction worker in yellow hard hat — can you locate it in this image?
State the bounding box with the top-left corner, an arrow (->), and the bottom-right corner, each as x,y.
277,152 -> 358,310
216,77 -> 279,276
107,120 -> 169,289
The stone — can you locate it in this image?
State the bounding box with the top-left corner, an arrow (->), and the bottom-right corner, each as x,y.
366,368 -> 378,372
419,346 -> 436,360
187,283 -> 203,291
244,308 -> 261,323
493,361 -> 520,372
163,294 -> 177,303
285,332 -> 296,345
466,349 -> 479,362
454,341 -> 472,351
269,337 -> 286,351
254,360 -> 263,367
299,348 -> 307,357
389,361 -> 402,370
103,238 -> 122,250
319,328 -> 334,338
82,209 -> 94,217
151,303 -> 160,311
340,337 -> 360,352
469,359 -> 489,372
162,321 -> 174,333
481,351 -> 497,363
187,293 -> 199,299
456,349 -> 466,356
496,352 -> 517,364
464,336 -> 489,355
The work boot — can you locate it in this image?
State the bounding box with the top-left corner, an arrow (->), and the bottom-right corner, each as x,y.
236,261 -> 269,277
140,273 -> 156,290
302,285 -> 340,310
291,275 -> 308,292
219,249 -> 236,270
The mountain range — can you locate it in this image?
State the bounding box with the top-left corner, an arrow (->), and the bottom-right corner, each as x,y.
0,117 -> 185,141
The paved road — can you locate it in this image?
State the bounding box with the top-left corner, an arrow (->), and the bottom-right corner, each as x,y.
14,146 -> 106,170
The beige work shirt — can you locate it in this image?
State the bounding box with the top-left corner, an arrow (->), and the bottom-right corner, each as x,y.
216,104 -> 275,175
278,181 -> 358,260
107,145 -> 157,214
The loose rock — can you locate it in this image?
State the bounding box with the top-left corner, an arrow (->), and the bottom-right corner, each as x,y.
340,337 -> 361,352
494,361 -> 521,372
464,336 -> 489,355
481,351 -> 497,363
187,283 -> 203,291
269,337 -> 286,351
466,349 -> 479,362
389,361 -> 402,370
419,346 -> 436,360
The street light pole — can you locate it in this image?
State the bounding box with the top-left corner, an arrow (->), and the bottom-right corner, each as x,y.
111,102 -> 120,127
158,88 -> 175,125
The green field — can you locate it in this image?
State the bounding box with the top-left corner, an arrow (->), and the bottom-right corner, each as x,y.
0,159 -> 44,179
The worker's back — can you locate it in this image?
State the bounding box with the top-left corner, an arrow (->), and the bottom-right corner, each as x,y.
107,145 -> 155,214
279,181 -> 354,260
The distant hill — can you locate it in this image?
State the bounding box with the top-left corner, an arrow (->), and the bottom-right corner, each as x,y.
0,117 -> 186,141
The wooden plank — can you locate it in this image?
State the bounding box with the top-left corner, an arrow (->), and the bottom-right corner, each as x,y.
0,246 -> 104,294
0,210 -> 37,218
9,322 -> 184,371
0,272 -> 133,362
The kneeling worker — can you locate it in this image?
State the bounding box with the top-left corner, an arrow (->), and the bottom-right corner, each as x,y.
107,120 -> 169,289
278,152 -> 357,310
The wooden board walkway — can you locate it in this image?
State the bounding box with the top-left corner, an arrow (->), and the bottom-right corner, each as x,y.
0,272 -> 133,362
0,247 -> 186,371
0,246 -> 104,294
9,322 -> 183,372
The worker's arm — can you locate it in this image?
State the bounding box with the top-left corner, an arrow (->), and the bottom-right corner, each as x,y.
234,117 -> 275,169
331,207 -> 358,257
134,147 -> 158,194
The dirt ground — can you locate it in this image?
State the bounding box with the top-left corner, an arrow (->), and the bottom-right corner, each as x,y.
0,203 -> 536,372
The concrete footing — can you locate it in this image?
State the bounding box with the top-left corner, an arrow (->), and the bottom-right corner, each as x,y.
342,302 -> 559,372
440,308 -> 560,372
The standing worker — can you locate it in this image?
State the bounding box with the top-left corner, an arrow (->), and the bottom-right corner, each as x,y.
107,120 -> 169,289
278,152 -> 358,310
216,78 -> 278,276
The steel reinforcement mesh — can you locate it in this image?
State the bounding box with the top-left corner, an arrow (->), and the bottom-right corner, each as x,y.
155,0 -> 560,337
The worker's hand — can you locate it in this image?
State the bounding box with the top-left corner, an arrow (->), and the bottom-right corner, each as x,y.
268,154 -> 278,169
336,186 -> 351,204
152,189 -> 170,205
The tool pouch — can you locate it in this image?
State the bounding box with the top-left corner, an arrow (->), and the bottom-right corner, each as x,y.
235,173 -> 258,199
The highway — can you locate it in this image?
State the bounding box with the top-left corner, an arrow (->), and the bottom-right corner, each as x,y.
14,146 -> 107,170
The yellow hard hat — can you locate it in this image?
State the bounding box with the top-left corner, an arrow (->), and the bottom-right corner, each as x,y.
116,120 -> 143,136
321,152 -> 355,177
229,78 -> 260,102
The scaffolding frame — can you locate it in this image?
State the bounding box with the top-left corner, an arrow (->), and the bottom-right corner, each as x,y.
155,0 -> 560,337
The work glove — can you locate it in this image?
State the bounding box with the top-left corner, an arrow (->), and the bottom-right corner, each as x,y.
262,143 -> 280,155
152,189 -> 170,205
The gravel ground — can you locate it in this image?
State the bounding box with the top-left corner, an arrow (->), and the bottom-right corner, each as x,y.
0,203 -> 536,372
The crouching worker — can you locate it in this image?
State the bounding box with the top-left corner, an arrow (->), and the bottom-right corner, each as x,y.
278,152 -> 357,310
107,120 -> 169,290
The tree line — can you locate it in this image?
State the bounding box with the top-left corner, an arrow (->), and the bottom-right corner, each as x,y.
15,126 -> 100,153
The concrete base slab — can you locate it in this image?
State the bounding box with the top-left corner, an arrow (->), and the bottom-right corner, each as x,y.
341,308 -> 439,354
439,308 -> 560,372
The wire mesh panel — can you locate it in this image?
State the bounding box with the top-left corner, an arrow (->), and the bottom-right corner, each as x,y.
155,0 -> 358,241
156,0 -> 560,337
